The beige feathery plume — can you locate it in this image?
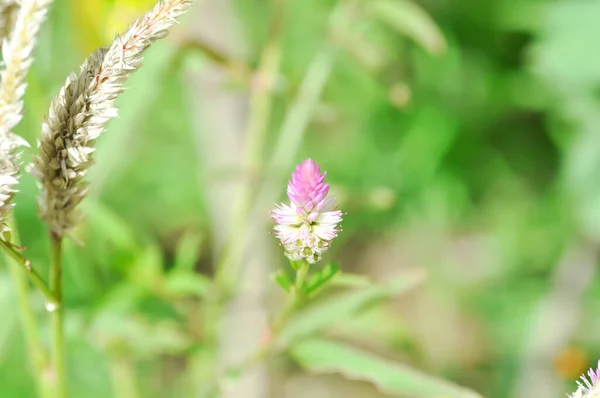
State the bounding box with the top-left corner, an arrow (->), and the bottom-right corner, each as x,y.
29,0 -> 194,238
0,0 -> 52,233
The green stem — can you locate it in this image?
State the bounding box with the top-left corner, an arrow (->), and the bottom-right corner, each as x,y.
294,261 -> 309,293
0,238 -> 57,306
4,222 -> 51,398
272,261 -> 309,335
271,292 -> 299,336
49,235 -> 66,398
205,276 -> 308,398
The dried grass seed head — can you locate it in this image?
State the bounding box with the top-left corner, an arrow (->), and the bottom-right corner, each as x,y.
0,0 -> 53,232
30,0 -> 193,237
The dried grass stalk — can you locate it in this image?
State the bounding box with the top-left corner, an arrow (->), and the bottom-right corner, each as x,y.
30,0 -> 194,238
0,0 -> 52,233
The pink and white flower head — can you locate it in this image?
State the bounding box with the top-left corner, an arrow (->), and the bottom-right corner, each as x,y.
568,361 -> 600,398
271,159 -> 343,264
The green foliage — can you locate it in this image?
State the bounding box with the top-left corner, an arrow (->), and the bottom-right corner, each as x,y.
272,269 -> 293,293
292,338 -> 482,398
275,269 -> 426,349
0,0 -> 595,397
172,230 -> 204,272
304,262 -> 339,297
369,0 -> 446,56
0,276 -> 17,356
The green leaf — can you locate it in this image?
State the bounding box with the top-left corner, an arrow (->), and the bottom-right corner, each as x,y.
165,270 -> 211,298
275,268 -> 426,349
272,270 -> 293,293
90,313 -> 192,358
328,273 -> 372,288
291,338 -> 482,398
371,0 -> 446,55
330,306 -> 415,351
173,230 -> 203,271
305,263 -> 340,297
289,260 -> 304,271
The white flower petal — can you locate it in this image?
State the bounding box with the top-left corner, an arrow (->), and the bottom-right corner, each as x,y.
316,210 -> 343,224
271,203 -> 302,225
312,224 -> 337,241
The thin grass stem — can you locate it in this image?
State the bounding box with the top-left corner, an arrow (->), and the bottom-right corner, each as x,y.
4,221 -> 52,398
49,235 -> 66,398
0,238 -> 57,305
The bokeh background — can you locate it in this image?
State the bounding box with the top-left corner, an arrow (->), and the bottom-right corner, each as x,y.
1,0 -> 599,397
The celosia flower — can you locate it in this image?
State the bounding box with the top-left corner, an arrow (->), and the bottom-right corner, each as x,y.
568,361 -> 600,398
271,159 -> 343,264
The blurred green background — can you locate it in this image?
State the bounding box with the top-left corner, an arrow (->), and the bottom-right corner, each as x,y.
1,0 -> 599,397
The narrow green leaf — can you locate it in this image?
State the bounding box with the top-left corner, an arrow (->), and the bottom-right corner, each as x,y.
305,263 -> 340,297
329,273 -> 372,288
173,230 -> 203,271
275,268 -> 426,349
330,307 -> 415,352
291,338 -> 482,398
165,270 -> 211,298
272,270 -> 293,292
289,260 -> 304,271
90,313 -> 192,358
371,0 -> 446,55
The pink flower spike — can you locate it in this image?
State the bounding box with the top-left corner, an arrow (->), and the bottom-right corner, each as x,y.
271,159 -> 343,264
287,159 -> 331,211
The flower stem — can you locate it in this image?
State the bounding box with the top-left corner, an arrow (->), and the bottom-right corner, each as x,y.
200,1 -> 357,396
49,234 -> 66,398
294,261 -> 309,293
0,238 -> 57,306
272,261 -> 309,335
205,273 -> 309,397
